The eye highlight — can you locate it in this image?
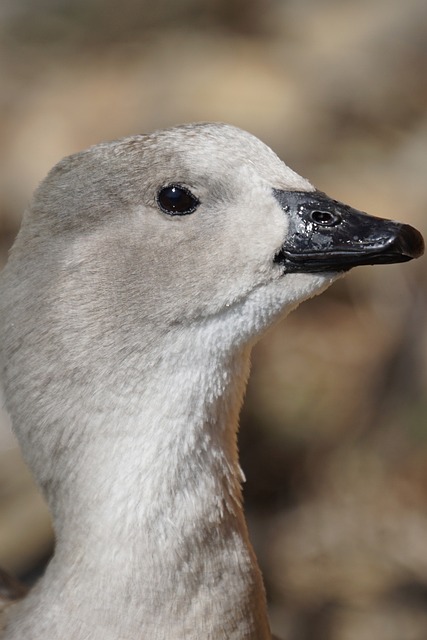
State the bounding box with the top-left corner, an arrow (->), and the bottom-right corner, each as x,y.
157,185 -> 200,216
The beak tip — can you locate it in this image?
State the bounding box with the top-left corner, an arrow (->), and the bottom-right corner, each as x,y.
399,224 -> 425,260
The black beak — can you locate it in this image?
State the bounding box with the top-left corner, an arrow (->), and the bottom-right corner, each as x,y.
273,190 -> 424,273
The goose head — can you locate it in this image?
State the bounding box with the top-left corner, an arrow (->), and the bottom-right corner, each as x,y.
4,124 -> 323,340
0,123 -> 423,640
2,123 -> 423,349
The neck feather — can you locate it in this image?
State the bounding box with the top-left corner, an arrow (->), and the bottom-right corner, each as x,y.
5,330 -> 272,640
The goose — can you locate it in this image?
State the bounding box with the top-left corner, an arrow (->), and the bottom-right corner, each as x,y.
0,122 -> 423,640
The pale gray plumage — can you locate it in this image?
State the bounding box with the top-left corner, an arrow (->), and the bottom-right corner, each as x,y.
0,123 -> 423,639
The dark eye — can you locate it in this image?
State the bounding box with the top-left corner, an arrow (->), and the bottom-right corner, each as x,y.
157,185 -> 199,216
310,210 -> 342,226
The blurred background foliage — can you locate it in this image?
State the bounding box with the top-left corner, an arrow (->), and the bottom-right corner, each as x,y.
0,0 -> 427,638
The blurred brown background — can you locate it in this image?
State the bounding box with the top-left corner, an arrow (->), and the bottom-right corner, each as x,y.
0,0 -> 426,638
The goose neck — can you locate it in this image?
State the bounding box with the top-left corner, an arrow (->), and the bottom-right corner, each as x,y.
9,339 -> 272,639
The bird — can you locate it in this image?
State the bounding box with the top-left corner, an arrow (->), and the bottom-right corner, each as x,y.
0,122 -> 423,640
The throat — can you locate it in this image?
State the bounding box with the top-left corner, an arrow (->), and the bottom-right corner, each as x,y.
8,345 -> 273,640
